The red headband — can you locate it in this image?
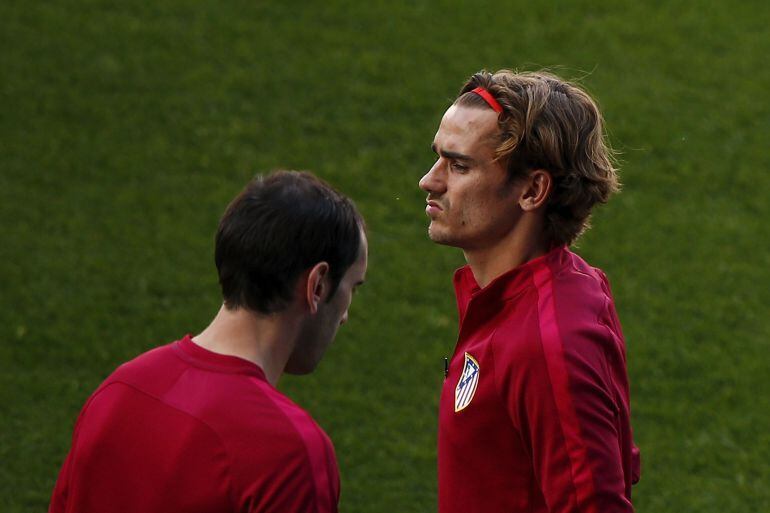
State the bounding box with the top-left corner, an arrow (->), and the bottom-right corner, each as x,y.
471,86 -> 503,113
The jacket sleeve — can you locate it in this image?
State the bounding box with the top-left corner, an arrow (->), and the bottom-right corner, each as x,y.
48,450 -> 72,513
49,393 -> 98,513
497,325 -> 635,513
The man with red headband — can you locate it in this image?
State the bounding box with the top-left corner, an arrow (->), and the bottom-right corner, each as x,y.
419,70 -> 640,513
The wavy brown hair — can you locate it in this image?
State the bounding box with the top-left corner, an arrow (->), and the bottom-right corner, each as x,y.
455,70 -> 619,246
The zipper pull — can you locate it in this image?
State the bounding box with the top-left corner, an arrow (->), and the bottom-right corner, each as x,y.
444,357 -> 449,379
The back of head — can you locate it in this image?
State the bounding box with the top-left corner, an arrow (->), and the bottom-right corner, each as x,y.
455,70 -> 619,246
215,170 -> 364,314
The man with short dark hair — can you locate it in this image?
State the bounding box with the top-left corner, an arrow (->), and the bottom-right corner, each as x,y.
419,70 -> 640,513
50,170 -> 367,513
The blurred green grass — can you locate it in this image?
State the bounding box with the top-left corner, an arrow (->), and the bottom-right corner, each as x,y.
1,1 -> 768,511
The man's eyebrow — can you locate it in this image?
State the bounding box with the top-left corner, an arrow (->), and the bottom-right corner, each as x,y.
431,143 -> 476,163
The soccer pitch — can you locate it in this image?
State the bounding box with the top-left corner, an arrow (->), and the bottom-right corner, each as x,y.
1,1 -> 768,511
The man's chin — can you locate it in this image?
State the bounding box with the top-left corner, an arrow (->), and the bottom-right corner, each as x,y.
284,346 -> 324,375
284,359 -> 318,376
428,226 -> 460,247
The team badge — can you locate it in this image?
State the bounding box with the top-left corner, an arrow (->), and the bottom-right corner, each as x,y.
454,352 -> 479,412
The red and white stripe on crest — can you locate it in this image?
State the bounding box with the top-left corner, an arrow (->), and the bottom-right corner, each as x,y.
454,352 -> 480,412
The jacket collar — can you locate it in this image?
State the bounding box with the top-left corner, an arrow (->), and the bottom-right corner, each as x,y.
453,245 -> 568,321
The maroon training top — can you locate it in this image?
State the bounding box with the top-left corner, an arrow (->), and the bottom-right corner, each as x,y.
439,246 -> 640,513
50,335 -> 340,513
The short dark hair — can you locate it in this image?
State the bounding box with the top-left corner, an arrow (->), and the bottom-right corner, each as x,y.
455,70 -> 619,246
215,170 -> 364,314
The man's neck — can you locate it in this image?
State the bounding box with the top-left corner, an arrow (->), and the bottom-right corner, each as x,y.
193,304 -> 299,386
464,224 -> 549,289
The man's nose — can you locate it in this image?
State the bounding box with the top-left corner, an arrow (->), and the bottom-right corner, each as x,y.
419,160 -> 444,193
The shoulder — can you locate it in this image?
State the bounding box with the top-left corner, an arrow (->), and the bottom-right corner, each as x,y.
217,385 -> 339,511
548,251 -> 622,353
87,341 -> 185,400
244,384 -> 332,447
538,251 -> 625,390
490,251 -> 619,375
213,381 -> 335,468
550,250 -> 612,319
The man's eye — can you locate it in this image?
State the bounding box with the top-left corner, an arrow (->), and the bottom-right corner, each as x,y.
451,162 -> 468,172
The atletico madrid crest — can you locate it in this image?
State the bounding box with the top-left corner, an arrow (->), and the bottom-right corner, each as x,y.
454,352 -> 479,412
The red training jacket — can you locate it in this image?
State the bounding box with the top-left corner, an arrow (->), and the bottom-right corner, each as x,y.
438,246 -> 640,513
50,335 -> 340,513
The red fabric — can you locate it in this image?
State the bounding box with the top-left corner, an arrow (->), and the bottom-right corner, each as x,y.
438,246 -> 640,513
49,335 -> 340,513
471,86 -> 504,113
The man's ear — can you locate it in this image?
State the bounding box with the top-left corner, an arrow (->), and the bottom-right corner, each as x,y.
305,262 -> 330,314
518,169 -> 552,212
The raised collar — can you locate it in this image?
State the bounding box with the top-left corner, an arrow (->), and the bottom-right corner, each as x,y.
453,245 -> 569,320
